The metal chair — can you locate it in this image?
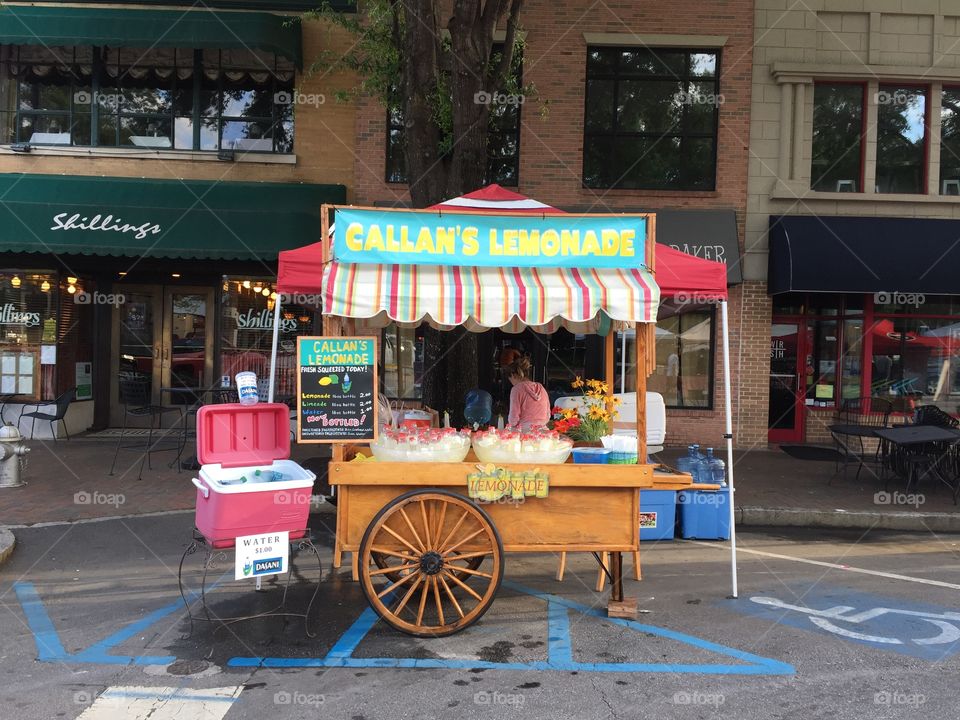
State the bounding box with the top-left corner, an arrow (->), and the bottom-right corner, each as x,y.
19,388 -> 76,440
109,377 -> 182,480
831,397 -> 893,482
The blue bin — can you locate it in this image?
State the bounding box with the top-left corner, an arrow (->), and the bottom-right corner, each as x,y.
572,447 -> 610,464
639,489 -> 677,541
677,488 -> 731,540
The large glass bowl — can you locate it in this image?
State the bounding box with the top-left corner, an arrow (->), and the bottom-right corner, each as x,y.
369,437 -> 471,463
472,442 -> 572,465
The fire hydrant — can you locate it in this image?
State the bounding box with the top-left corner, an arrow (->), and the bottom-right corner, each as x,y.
0,424 -> 29,488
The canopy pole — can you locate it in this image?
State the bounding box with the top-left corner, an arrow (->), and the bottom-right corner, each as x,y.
720,300 -> 738,599
620,330 -> 627,394
268,296 -> 282,403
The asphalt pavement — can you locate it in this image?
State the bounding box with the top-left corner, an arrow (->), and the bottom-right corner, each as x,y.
2,510 -> 959,719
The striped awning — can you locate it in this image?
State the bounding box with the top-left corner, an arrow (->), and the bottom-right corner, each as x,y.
321,260 -> 659,333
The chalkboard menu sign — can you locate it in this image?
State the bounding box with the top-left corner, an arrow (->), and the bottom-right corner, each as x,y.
297,336 -> 378,443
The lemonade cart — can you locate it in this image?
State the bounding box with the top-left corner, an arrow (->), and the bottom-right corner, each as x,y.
271,188 -> 708,637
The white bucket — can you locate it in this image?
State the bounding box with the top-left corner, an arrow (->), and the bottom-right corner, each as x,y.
235,371 -> 259,405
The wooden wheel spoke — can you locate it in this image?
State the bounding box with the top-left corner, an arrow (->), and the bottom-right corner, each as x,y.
442,526 -> 486,556
376,568 -> 419,599
439,575 -> 465,619
393,574 -> 424,616
369,562 -> 418,577
370,546 -> 417,561
443,563 -> 492,579
419,499 -> 432,550
380,524 -> 423,556
416,574 -> 430,626
432,502 -> 447,551
437,510 -> 469,553
398,506 -> 426,552
432,576 -> 445,626
446,550 -> 491,561
442,568 -> 484,602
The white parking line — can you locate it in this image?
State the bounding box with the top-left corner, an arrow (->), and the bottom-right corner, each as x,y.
76,686 -> 242,720
685,540 -> 960,591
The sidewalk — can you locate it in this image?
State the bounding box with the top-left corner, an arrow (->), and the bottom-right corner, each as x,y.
0,435 -> 957,532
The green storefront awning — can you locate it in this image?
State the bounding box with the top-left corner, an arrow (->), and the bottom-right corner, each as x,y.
0,174 -> 345,260
0,5 -> 303,66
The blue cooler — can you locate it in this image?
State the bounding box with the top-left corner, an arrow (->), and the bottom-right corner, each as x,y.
639,489 -> 677,541
678,487 -> 731,540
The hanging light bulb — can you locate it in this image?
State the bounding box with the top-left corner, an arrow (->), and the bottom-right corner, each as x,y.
10,275 -> 20,288
261,287 -> 270,297
242,280 -> 251,289
67,285 -> 77,294
40,280 -> 50,292
67,276 -> 78,285
270,291 -> 278,300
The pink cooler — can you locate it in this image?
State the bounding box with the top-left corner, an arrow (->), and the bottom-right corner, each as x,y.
192,403 -> 316,548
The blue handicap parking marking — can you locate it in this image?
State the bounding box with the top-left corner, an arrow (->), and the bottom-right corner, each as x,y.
14,578 -> 793,674
722,584 -> 960,661
228,581 -> 794,675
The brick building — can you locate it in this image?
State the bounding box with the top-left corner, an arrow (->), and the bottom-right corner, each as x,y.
747,1 -> 960,445
0,1 -> 354,434
352,0 -> 766,448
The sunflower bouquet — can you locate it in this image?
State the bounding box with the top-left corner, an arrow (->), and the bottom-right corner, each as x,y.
550,377 -> 621,443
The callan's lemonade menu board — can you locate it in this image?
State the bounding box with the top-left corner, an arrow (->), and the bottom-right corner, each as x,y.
297,336 -> 377,443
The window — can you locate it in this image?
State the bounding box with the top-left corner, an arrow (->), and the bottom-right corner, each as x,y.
0,45 -> 294,152
381,324 -> 424,399
385,44 -> 522,185
875,85 -> 927,194
0,271 -> 59,400
871,297 -> 960,414
940,88 -> 960,195
583,47 -> 719,191
220,278 -> 318,399
811,83 -> 864,192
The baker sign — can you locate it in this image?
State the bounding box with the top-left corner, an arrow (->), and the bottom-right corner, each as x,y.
333,207 -> 649,270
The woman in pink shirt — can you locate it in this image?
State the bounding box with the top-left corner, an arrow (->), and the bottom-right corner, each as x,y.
506,356 -> 551,431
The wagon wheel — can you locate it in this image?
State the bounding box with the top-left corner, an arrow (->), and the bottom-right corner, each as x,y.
359,489 -> 503,637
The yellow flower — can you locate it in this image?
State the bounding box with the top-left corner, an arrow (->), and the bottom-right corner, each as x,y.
562,408 -> 578,420
572,376 -> 584,389
611,396 -> 623,406
587,405 -> 605,420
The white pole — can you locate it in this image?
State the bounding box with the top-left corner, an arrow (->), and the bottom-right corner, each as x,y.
268,296 -> 282,404
720,300 -> 738,599
620,330 -> 627,394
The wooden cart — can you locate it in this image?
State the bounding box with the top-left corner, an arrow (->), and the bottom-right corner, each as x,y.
289,201 -> 699,637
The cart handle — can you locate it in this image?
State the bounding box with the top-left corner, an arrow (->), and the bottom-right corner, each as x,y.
191,477 -> 209,499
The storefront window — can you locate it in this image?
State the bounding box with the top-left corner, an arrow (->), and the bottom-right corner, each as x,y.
0,44 -> 294,152
648,310 -> 714,409
940,88 -> 960,194
0,272 -> 58,400
811,83 -> 865,192
875,85 -> 927,194
840,318 -> 864,402
381,324 -> 424,399
220,278 -> 318,398
869,315 -> 960,412
805,319 -> 838,404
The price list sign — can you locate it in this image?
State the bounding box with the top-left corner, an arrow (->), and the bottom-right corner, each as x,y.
297,336 -> 378,443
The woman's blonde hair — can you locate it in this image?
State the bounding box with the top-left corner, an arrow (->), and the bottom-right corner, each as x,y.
507,355 -> 532,381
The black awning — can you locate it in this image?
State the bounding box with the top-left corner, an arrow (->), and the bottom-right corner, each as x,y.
656,209 -> 742,285
768,214 -> 960,295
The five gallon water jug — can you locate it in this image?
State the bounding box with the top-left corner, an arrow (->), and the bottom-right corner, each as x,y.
677,445 -> 697,476
707,448 -> 727,486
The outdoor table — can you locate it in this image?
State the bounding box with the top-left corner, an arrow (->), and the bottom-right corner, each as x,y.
874,426 -> 960,498
829,424 -> 881,482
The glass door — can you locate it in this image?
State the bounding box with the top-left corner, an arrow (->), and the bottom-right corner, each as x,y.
111,285 -> 214,425
768,321 -> 805,443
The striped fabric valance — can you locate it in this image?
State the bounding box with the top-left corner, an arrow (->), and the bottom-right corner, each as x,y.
321,261 -> 660,333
